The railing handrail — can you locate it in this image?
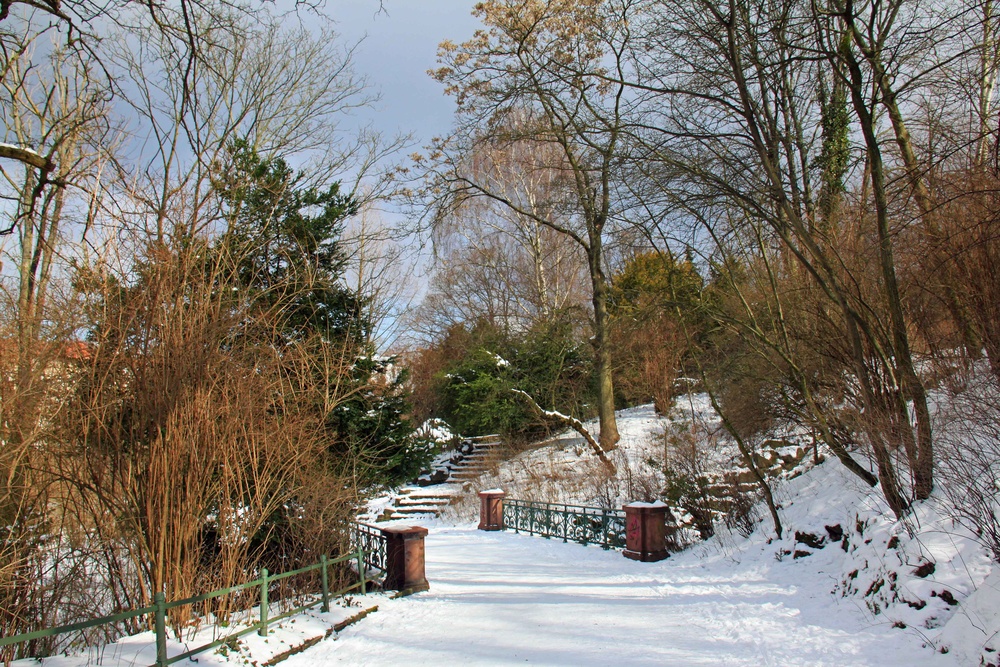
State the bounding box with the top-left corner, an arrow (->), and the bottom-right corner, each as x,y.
354,521 -> 385,532
505,497 -> 624,516
502,497 -> 626,550
0,604 -> 157,650
163,548 -> 362,610
0,546 -> 376,664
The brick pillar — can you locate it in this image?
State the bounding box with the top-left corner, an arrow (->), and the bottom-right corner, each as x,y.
381,525 -> 429,593
623,502 -> 671,562
478,489 -> 505,531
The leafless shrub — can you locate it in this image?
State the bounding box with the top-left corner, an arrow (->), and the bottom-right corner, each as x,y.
57,237 -> 361,633
935,371 -> 1000,562
0,280 -> 95,659
611,314 -> 686,415
660,424 -> 716,541
584,445 -> 662,510
722,482 -> 762,539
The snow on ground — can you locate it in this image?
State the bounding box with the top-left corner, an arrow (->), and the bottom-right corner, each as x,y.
17,397 -> 998,667
288,442 -> 995,666
22,453 -> 993,667
16,597 -> 389,667
939,568 -> 1000,665
429,397 -> 998,665
444,404 -> 678,515
445,398 -> 795,520
284,518 -> 955,666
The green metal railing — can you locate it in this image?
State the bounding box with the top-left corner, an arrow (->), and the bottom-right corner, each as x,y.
0,547 -> 381,667
503,498 -> 626,549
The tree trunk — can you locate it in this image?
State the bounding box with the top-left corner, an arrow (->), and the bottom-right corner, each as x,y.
589,231 -> 620,451
840,31 -> 934,500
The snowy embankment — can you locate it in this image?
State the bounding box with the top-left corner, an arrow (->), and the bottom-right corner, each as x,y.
13,599 -> 388,667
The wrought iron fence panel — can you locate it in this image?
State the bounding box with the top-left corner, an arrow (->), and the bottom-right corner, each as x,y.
502,499 -> 626,550
351,523 -> 387,576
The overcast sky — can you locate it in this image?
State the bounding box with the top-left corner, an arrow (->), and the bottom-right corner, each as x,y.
332,1 -> 481,148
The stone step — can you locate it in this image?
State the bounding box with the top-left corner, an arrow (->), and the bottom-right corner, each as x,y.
391,505 -> 443,514
450,472 -> 486,481
399,485 -> 462,497
399,491 -> 455,499
451,472 -> 487,479
397,497 -> 451,507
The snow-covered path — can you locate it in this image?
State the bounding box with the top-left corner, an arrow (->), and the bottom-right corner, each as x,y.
286,523 -> 951,666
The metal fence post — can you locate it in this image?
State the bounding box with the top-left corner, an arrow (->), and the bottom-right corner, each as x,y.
258,568 -> 269,636
320,555 -> 330,612
153,592 -> 167,667
355,548 -> 367,595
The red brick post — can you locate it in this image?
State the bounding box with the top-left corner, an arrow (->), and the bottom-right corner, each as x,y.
478,489 -> 506,531
381,525 -> 430,593
623,502 -> 670,562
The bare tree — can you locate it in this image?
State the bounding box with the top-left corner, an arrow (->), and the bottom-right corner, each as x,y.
104,11 -> 393,245
427,0 -> 644,452
413,164 -> 589,344
0,25 -> 113,651
341,204 -> 423,351
607,0 -> 949,515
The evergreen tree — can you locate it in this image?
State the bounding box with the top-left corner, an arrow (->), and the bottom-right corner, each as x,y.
215,139 -> 364,343
215,140 -> 424,487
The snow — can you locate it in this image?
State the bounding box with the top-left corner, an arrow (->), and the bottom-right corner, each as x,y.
489,352 -> 510,368
625,500 -> 669,508
937,569 -> 1000,664
427,397 -> 996,664
415,418 -> 455,444
279,519 -> 955,666
448,402 -> 736,515
406,484 -> 462,498
0,142 -> 42,157
14,598 -> 387,667
14,394 -> 997,667
17,487 -> 981,667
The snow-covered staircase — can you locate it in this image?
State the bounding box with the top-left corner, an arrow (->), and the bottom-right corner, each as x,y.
388,484 -> 463,519
383,435 -> 504,520
447,435 -> 502,482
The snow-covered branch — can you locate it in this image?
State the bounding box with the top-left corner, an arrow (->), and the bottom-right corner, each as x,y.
511,388 -> 616,473
0,143 -> 54,172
